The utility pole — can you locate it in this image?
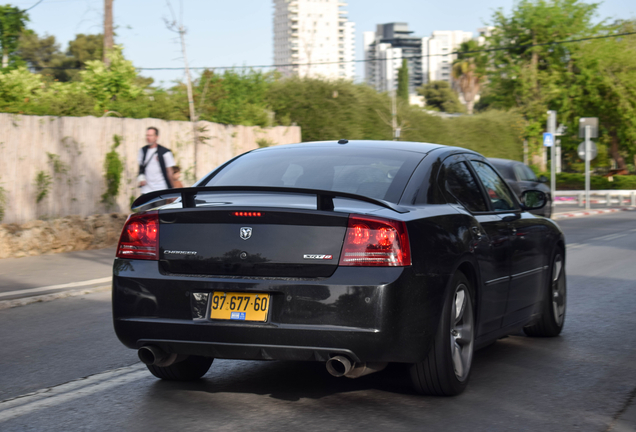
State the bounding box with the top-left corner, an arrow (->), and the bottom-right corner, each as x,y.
103,0 -> 114,67
391,90 -> 398,141
547,110 -> 557,214
585,125 -> 591,210
166,1 -> 198,178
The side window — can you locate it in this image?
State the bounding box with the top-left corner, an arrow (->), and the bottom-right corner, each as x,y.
446,162 -> 488,212
513,165 -> 526,182
522,165 -> 538,182
470,161 -> 520,211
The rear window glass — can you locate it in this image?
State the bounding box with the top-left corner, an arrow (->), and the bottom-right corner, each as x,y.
205,147 -> 422,203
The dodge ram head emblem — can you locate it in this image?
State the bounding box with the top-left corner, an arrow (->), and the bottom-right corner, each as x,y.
240,227 -> 253,240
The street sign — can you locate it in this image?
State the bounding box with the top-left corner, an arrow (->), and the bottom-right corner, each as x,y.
556,124 -> 568,136
579,118 -> 599,138
543,132 -> 554,147
578,141 -> 598,160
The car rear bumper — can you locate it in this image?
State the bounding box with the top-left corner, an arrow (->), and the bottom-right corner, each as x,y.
112,259 -> 448,363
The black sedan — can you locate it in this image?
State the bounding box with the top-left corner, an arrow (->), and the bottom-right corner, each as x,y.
488,158 -> 552,218
113,140 -> 567,396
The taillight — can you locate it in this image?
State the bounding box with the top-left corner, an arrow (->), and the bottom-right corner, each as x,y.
116,211 -> 159,260
339,215 -> 411,267
232,212 -> 262,217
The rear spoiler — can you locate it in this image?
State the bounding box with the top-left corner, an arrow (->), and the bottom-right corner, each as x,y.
131,186 -> 410,214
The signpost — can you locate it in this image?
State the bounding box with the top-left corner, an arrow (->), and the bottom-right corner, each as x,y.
555,124 -> 567,174
579,117 -> 599,211
546,111 -> 557,215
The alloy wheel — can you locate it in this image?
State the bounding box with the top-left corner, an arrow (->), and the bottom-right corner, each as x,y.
450,284 -> 474,382
551,254 -> 566,326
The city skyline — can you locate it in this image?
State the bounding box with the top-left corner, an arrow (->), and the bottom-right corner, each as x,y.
7,0 -> 635,86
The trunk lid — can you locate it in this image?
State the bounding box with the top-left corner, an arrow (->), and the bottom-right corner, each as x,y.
158,197 -> 354,278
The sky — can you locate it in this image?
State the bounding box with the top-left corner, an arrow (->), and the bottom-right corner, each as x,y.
9,0 -> 636,87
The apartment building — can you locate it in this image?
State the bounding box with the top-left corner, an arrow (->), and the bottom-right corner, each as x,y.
273,0 -> 355,80
364,23 -> 473,94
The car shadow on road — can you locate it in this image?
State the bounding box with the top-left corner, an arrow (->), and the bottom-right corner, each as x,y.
144,341 -> 515,402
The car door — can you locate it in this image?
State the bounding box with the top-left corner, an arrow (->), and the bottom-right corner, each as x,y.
467,159 -> 547,327
439,155 -> 511,336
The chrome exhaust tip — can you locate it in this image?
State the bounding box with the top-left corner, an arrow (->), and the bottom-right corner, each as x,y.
138,346 -> 177,367
326,355 -> 353,377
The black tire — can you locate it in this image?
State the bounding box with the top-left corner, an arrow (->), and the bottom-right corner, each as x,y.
523,247 -> 566,337
410,271 -> 475,396
147,355 -> 214,381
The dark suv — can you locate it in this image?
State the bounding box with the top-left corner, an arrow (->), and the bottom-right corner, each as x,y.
488,158 -> 552,218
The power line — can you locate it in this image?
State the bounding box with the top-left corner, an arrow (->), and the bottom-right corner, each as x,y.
22,0 -> 45,12
136,31 -> 636,71
23,30 -> 636,72
4,0 -> 45,14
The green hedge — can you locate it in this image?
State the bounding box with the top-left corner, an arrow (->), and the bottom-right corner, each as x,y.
267,78 -> 525,159
541,172 -> 636,190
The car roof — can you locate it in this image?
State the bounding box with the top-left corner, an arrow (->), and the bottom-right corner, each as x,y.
256,140 -> 473,155
488,157 -> 522,166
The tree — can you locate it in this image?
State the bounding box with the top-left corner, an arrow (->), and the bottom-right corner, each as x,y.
563,21 -> 636,170
485,0 -> 602,163
0,5 -> 29,68
17,30 -> 63,71
68,34 -> 103,67
397,58 -> 409,102
80,46 -> 142,109
452,40 -> 487,115
418,81 -> 465,113
17,32 -> 104,82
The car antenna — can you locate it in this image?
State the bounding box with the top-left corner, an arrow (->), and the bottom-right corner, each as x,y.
338,139 -> 348,144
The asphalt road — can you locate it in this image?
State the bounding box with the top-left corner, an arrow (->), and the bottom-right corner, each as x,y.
1,212 -> 635,431
0,247 -> 115,299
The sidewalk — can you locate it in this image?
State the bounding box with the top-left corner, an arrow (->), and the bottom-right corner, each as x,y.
0,248 -> 115,300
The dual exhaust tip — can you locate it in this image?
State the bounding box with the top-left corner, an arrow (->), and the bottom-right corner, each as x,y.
325,355 -> 387,379
139,347 -> 385,379
138,346 -> 179,367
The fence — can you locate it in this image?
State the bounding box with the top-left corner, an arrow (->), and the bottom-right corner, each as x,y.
554,190 -> 636,207
0,113 -> 301,224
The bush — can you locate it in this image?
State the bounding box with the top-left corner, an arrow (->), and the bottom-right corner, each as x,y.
267,78 -> 524,158
541,172 -> 636,190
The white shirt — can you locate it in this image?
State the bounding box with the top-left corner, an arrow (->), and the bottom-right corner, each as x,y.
138,146 -> 176,194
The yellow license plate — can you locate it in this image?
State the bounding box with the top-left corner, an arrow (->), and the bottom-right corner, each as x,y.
210,292 -> 270,322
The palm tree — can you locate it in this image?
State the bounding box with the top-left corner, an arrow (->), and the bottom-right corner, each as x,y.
452,40 -> 486,115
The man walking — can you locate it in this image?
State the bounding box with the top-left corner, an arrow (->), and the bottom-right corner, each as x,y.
138,127 -> 176,194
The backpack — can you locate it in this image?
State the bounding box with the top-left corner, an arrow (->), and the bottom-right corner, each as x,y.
139,144 -> 173,189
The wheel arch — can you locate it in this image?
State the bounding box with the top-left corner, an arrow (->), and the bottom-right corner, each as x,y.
452,256 -> 482,326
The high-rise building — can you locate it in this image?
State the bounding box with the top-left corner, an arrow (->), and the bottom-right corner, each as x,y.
364,23 -> 424,94
422,30 -> 474,84
364,23 -> 473,95
273,0 -> 355,80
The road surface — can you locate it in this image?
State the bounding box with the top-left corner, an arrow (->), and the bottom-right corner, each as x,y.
0,212 -> 635,431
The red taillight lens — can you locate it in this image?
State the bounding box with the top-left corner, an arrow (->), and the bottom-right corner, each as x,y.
232,212 -> 262,217
116,211 -> 159,260
339,215 -> 411,267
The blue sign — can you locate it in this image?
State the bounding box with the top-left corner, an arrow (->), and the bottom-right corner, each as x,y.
543,133 -> 554,147
230,312 -> 246,320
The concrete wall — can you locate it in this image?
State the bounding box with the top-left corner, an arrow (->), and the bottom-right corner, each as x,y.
0,113 -> 301,224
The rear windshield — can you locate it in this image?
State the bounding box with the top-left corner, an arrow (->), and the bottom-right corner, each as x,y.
205,147 -> 423,203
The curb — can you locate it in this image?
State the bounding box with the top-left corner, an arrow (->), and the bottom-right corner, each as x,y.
0,285 -> 110,311
552,207 -> 635,220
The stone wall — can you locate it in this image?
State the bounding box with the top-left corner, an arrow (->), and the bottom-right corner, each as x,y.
0,213 -> 127,259
0,113 -> 301,224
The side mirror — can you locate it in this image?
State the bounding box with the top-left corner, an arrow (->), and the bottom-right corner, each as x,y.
520,190 -> 547,210
538,175 -> 548,183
